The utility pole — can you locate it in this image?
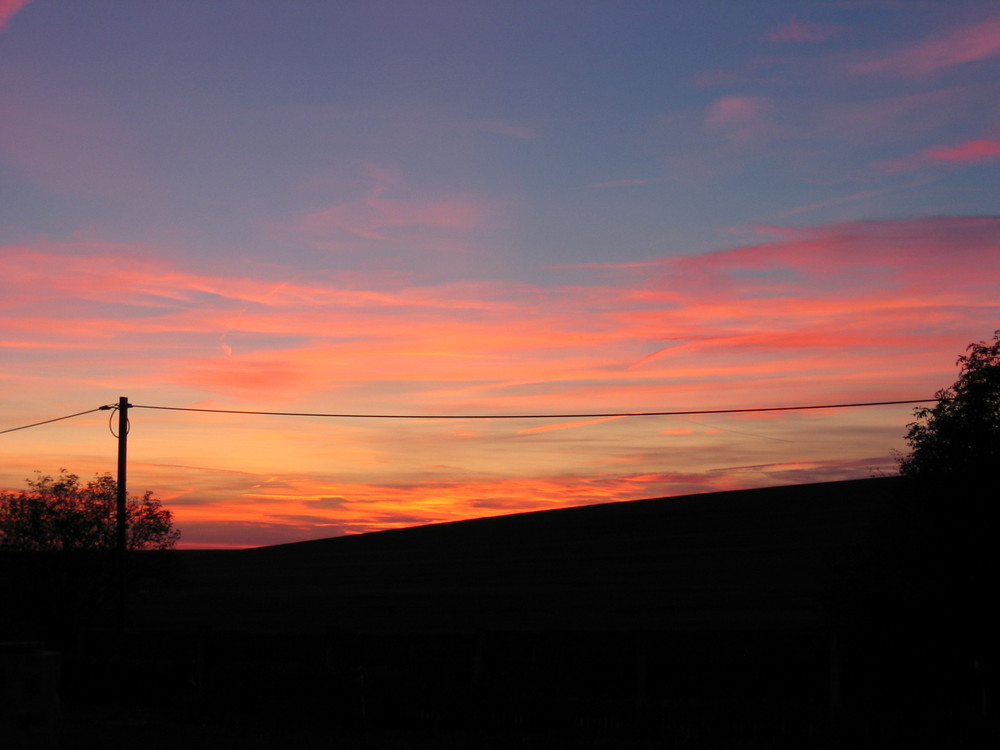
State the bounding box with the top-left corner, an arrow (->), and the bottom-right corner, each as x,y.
115,396 -> 130,633
116,396 -> 129,555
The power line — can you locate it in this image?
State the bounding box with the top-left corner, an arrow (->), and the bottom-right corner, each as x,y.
0,398 -> 939,436
0,407 -> 111,435
130,398 -> 936,421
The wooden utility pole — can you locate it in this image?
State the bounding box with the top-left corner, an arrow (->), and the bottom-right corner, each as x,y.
116,396 -> 129,555
115,396 -> 130,633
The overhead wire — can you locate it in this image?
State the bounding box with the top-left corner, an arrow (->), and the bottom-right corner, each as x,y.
0,407 -> 111,435
129,398 -> 937,421
0,398 -> 939,436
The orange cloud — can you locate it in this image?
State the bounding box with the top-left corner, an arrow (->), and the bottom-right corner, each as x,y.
517,416 -> 626,435
161,470 -> 730,548
150,471 -> 548,539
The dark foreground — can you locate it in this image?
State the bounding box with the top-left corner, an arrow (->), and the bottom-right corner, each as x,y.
4,477 -> 997,748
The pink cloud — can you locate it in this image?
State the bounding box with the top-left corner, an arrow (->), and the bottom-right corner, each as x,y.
688,53 -> 805,89
473,120 -> 535,139
874,137 -> 1000,173
587,178 -> 662,189
850,16 -> 1000,77
614,216 -> 1000,399
0,0 -> 31,31
768,187 -> 899,220
296,164 -> 486,241
674,215 -> 1000,275
763,17 -> 842,43
807,86 -> 990,148
300,198 -> 483,240
547,259 -> 666,270
925,138 -> 1000,162
703,95 -> 779,146
690,68 -> 747,88
704,95 -> 764,128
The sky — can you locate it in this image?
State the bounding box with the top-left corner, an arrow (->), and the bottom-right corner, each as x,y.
1,1 -> 999,548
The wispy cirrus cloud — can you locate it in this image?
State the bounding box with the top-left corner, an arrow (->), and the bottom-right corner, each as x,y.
516,416 -> 626,435
296,164 -> 487,242
809,86 -> 986,145
3,215 -> 996,411
587,178 -> 662,189
849,16 -> 1000,77
874,136 -> 1000,173
473,120 -> 535,139
767,187 -> 903,220
763,16 -> 842,43
703,95 -> 780,146
0,0 -> 32,31
926,138 -> 1000,162
668,215 -> 1000,288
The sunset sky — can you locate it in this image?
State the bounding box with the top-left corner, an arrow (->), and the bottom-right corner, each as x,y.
2,1 -> 999,548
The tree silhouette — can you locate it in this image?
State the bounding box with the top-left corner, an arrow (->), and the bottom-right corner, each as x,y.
898,330 -> 1000,480
0,470 -> 179,645
0,470 -> 179,552
888,332 -> 1000,701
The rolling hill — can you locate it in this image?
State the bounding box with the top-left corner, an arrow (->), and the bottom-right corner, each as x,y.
134,476 -> 905,635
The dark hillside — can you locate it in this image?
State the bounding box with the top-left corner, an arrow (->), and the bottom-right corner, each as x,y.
134,476 -> 904,634
51,476 -> 997,748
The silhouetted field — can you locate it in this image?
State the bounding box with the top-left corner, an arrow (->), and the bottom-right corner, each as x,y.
6,477 -> 997,747
134,477 -> 902,634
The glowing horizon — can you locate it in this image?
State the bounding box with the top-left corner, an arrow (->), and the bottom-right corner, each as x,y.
2,2 -> 999,547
